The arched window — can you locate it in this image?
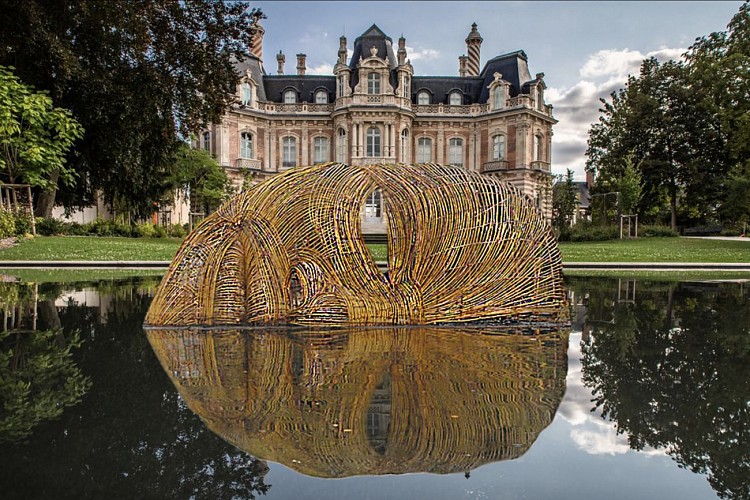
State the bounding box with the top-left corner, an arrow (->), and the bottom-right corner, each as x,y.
533,133 -> 543,162
449,92 -> 462,106
417,91 -> 430,105
493,86 -> 504,110
284,90 -> 296,104
282,136 -> 297,168
400,129 -> 409,162
366,127 -> 381,157
337,128 -> 347,163
492,134 -> 505,160
448,138 -> 463,167
241,82 -> 252,106
367,73 -> 381,94
315,90 -> 328,104
416,137 -> 432,163
313,136 -> 329,164
240,132 -> 253,159
202,131 -> 210,152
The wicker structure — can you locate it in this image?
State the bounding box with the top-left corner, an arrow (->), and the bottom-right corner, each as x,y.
145,162 -> 566,326
147,326 -> 568,477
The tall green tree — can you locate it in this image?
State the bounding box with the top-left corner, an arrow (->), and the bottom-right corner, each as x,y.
552,169 -> 577,239
687,1 -> 750,227
0,66 -> 83,192
0,0 -> 262,217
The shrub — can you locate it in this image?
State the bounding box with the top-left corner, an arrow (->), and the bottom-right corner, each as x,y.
35,217 -> 64,236
0,210 -> 16,239
153,224 -> 167,238
167,224 -> 187,238
13,214 -> 32,236
135,223 -> 156,238
639,224 -> 678,237
569,222 -> 618,242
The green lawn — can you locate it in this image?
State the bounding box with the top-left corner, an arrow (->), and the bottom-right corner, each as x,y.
0,235 -> 747,264
0,236 -> 182,261
558,237 -> 750,263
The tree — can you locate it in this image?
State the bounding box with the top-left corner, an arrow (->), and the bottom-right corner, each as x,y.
687,1 -> 750,228
617,154 -> 642,215
552,169 -> 577,239
0,66 -> 83,191
165,143 -> 233,216
0,0 -> 263,217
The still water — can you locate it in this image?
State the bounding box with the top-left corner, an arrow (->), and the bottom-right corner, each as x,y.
0,276 -> 747,499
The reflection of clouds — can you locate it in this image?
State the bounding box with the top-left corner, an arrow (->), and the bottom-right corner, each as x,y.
559,331 -> 664,457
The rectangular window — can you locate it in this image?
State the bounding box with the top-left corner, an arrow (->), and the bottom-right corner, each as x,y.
282,137 -> 297,168
313,137 -> 329,164
241,83 -> 252,106
366,127 -> 381,157
417,138 -> 432,163
365,190 -> 382,219
448,138 -> 463,167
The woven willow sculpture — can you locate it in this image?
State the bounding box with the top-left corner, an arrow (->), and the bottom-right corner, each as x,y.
147,327 -> 568,477
145,162 -> 566,326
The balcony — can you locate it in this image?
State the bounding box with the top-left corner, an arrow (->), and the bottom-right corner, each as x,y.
483,160 -> 510,172
530,161 -> 551,172
261,103 -> 334,114
413,103 -> 489,116
234,158 -> 262,171
351,157 -> 397,166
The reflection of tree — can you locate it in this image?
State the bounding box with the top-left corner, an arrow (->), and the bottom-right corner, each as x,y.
579,281 -> 750,499
0,328 -> 91,443
148,327 -> 569,478
0,281 -> 270,499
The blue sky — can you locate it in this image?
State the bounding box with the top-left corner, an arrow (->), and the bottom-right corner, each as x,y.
250,1 -> 743,179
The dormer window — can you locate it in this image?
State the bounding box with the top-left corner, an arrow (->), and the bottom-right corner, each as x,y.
367,73 -> 381,94
284,90 -> 296,104
315,90 -> 328,104
449,92 -> 462,106
417,91 -> 430,105
241,82 -> 252,106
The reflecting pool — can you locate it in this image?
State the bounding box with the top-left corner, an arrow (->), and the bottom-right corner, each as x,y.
0,276 -> 748,499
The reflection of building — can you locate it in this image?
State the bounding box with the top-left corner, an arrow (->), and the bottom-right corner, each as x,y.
199,22 -> 556,221
147,327 -> 569,478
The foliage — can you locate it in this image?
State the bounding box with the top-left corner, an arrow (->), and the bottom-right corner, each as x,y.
569,222 -> 618,242
165,144 -> 233,215
0,66 -> 83,189
637,224 -> 678,238
0,210 -> 16,239
618,154 -> 642,215
552,169 -> 578,240
0,329 -> 92,443
0,0 -> 263,216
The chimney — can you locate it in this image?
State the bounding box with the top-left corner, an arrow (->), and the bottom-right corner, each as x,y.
465,22 -> 483,77
586,169 -> 595,189
398,35 -> 407,65
296,53 -> 306,76
459,55 -> 468,77
338,35 -> 348,65
276,50 -> 285,75
250,20 -> 265,60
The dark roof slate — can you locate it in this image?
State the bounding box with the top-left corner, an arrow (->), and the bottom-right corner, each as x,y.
263,75 -> 336,103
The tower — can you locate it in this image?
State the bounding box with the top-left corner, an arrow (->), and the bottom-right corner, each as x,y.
465,23 -> 482,77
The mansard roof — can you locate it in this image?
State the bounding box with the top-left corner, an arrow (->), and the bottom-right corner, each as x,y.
411,77 -> 484,105
263,75 -> 336,103
234,54 -> 268,102
349,24 -> 398,71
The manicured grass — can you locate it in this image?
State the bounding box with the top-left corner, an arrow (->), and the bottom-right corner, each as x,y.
0,236 -> 747,264
0,236 -> 182,261
558,237 -> 750,263
563,270 -> 750,281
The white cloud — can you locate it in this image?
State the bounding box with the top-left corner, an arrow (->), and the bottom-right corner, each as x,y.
548,46 -> 685,179
299,30 -> 329,46
405,45 -> 440,62
307,62 -> 334,75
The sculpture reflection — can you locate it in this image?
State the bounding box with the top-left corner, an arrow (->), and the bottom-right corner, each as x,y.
147,326 -> 568,477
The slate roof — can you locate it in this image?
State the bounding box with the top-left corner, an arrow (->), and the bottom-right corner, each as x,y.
248,25 -> 542,105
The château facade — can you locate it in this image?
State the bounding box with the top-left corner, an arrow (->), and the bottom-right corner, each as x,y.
198,22 -> 556,222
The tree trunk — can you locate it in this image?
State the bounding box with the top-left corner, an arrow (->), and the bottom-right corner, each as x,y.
35,168 -> 59,218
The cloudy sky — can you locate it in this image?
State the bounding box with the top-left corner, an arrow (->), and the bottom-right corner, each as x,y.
251,1 -> 742,179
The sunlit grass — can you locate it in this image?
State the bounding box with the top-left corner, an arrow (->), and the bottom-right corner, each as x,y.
558,238 -> 750,263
